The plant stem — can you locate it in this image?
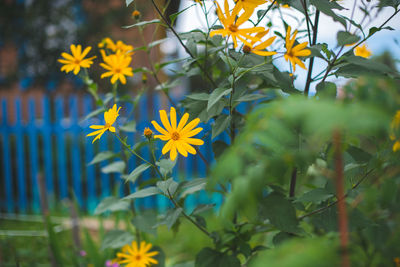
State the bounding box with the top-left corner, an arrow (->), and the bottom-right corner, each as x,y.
299,169 -> 374,220
289,168 -> 297,198
333,130 -> 350,267
304,10 -> 320,96
150,0 -> 217,88
321,8 -> 400,83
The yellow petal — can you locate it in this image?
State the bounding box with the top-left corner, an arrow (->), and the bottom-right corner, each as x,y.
182,138 -> 204,146
170,107 -> 177,130
170,143 -> 178,160
177,113 -> 189,132
176,141 -> 188,157
162,139 -> 174,154
160,109 -> 173,133
151,121 -> 169,136
181,127 -> 202,138
180,142 -> 196,154
180,118 -> 200,135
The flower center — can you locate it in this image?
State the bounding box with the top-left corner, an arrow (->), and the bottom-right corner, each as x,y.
135,255 -> 142,261
105,123 -> 111,128
171,131 -> 180,140
74,59 -> 81,65
229,24 -> 238,32
243,45 -> 252,54
115,68 -> 121,74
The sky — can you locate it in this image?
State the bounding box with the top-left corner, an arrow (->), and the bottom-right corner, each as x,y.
163,0 -> 400,94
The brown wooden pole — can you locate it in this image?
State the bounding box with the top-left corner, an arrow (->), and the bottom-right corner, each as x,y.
333,131 -> 350,267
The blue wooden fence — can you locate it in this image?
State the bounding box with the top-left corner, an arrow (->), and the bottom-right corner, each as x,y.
0,94 -> 222,214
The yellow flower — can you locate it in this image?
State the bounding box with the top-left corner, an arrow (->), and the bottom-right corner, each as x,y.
58,44 -> 96,75
284,26 -> 311,72
235,0 -> 267,12
116,241 -> 158,267
99,38 -> 134,56
151,107 -> 204,161
143,127 -> 153,139
354,43 -> 372,58
100,51 -> 134,84
394,257 -> 400,267
390,110 -> 400,152
242,29 -> 277,56
210,0 -> 265,48
267,0 -> 290,8
87,104 -> 121,143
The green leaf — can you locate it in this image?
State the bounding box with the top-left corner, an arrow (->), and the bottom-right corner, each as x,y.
157,178 -> 179,196
368,26 -> 395,38
179,178 -> 207,198
234,94 -> 266,102
119,121 -> 136,133
207,88 -> 232,111
131,210 -> 158,236
156,159 -> 177,177
101,230 -> 134,250
124,187 -> 161,200
164,207 -> 183,229
212,115 -> 231,139
186,93 -> 209,101
272,68 -> 299,94
88,151 -> 115,165
310,0 -> 346,27
297,188 -> 333,204
195,248 -> 240,267
212,140 -> 229,158
124,163 -> 151,183
259,192 -> 300,233
94,197 -> 130,215
148,38 -> 168,49
123,19 -> 161,29
169,4 -> 195,25
316,82 -> 337,99
336,31 -> 360,46
101,161 -> 126,174
191,204 -> 216,215
82,108 -> 104,123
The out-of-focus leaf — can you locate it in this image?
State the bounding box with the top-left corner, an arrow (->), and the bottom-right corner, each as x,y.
94,197 -> 130,215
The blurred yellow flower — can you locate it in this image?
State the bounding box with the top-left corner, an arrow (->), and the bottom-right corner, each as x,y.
58,44 -> 96,75
152,107 -> 204,161
284,26 -> 311,72
243,29 -> 277,56
210,0 -> 264,48
235,0 -> 267,12
267,0 -> 289,8
100,51 -> 134,84
116,241 -> 158,267
98,38 -> 134,56
87,104 -> 121,143
390,110 -> 400,152
354,43 -> 372,58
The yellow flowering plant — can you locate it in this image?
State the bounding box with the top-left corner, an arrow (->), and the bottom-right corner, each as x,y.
55,0 -> 400,266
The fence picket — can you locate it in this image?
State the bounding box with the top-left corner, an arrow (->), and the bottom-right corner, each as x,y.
1,100 -> 13,212
83,96 -> 96,213
15,99 -> 27,212
55,97 -> 68,201
69,96 -> 83,208
28,99 -> 40,212
42,96 -> 54,202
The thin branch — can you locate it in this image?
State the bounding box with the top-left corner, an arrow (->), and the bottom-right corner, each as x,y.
289,168 -> 297,198
150,0 -> 217,88
321,8 -> 400,83
299,168 -> 374,220
304,10 -> 320,96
